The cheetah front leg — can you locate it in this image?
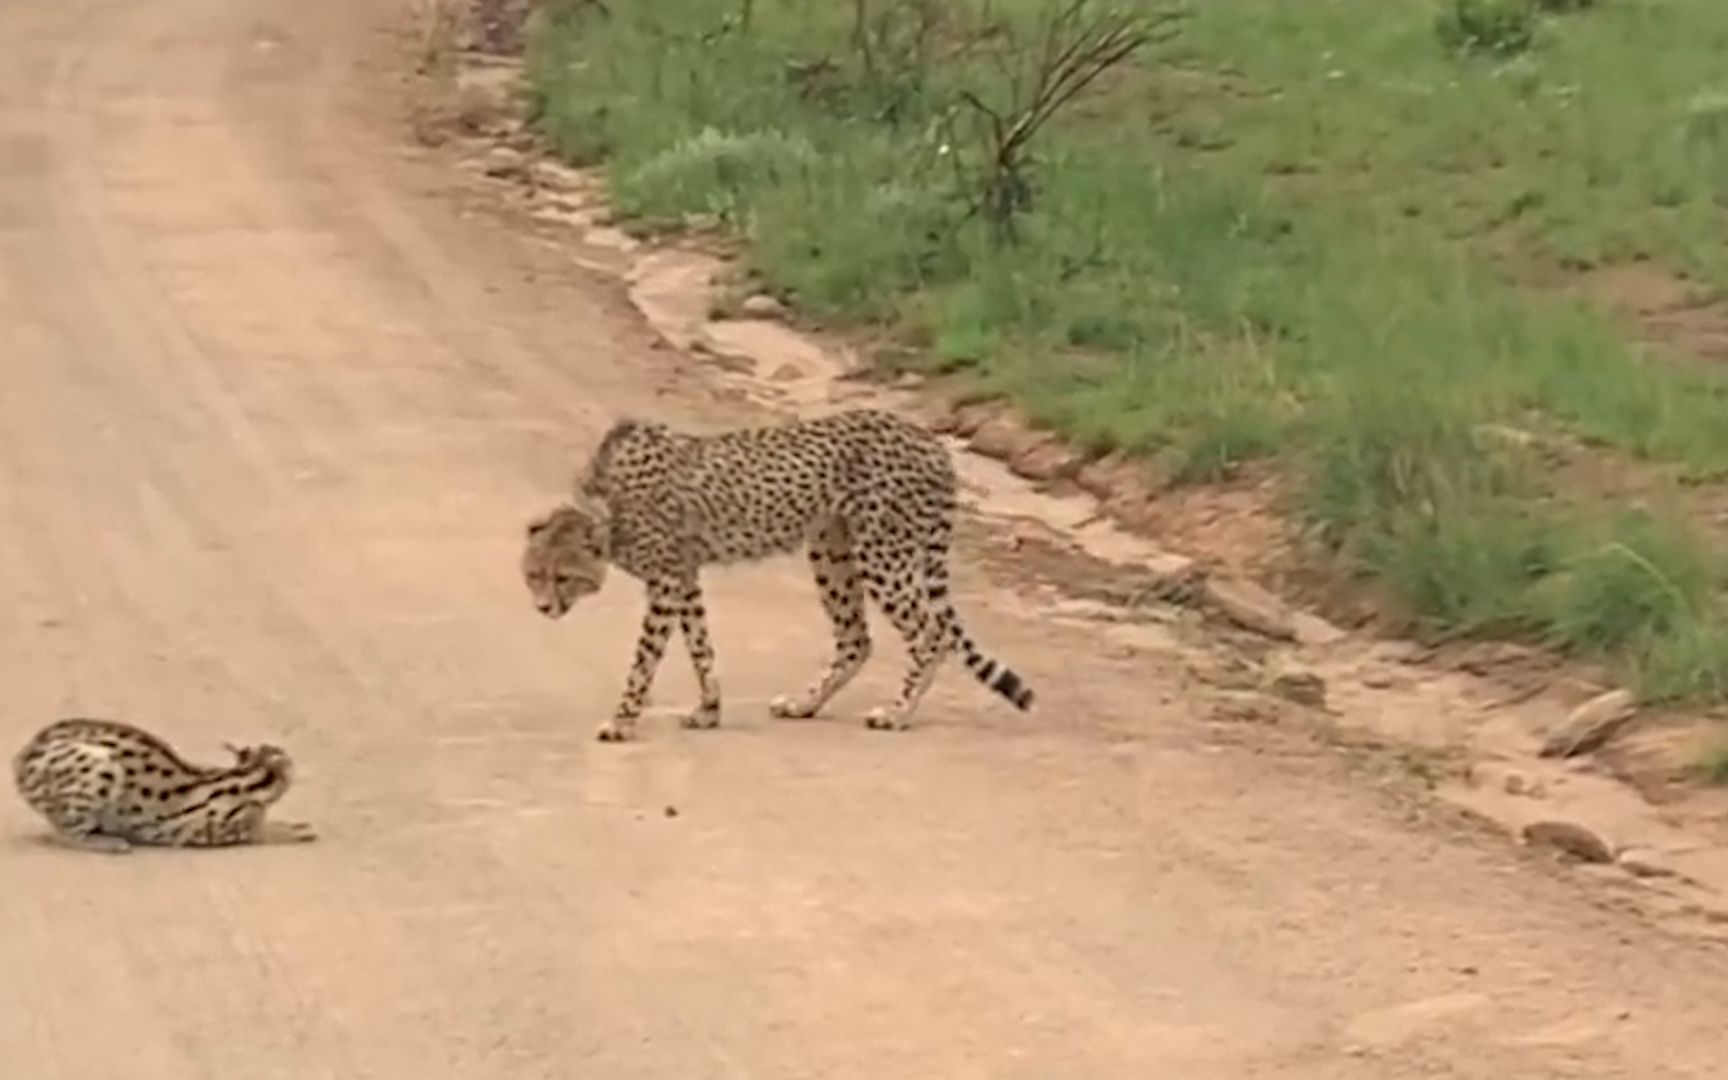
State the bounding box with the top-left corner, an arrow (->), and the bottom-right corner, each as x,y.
676,577 -> 723,730
771,522 -> 872,720
598,578 -> 681,742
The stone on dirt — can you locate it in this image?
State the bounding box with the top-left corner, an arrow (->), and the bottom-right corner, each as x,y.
946,401 -> 1005,439
1008,440 -> 1083,483
1522,819 -> 1615,864
1202,576 -> 1298,641
1268,665 -> 1328,709
1538,689 -> 1638,759
480,145 -> 529,180
968,416 -> 1038,462
738,293 -> 787,320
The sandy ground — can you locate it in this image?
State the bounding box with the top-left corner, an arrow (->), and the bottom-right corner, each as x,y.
4,0 -> 1728,1076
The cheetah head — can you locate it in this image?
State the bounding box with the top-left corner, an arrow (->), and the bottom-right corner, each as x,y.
522,501 -> 610,619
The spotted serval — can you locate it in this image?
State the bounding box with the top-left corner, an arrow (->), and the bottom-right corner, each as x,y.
12,718 -> 316,853
521,408 -> 1035,741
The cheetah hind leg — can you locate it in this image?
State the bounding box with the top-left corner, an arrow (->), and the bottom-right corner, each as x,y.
770,523 -> 872,720
861,562 -> 948,732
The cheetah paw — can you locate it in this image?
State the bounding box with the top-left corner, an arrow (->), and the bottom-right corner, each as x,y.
864,707 -> 910,732
769,694 -> 818,720
596,721 -> 637,743
681,706 -> 721,730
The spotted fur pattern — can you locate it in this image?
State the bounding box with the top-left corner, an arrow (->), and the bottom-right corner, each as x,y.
522,408 -> 1035,741
12,718 -> 316,853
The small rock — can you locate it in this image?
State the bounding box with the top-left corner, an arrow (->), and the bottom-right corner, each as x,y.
1202,577 -> 1297,641
1268,665 -> 1328,709
947,401 -> 1003,439
664,805 -> 679,819
767,363 -> 804,382
1615,848 -> 1679,880
1009,441 -> 1083,483
1455,641 -> 1545,676
1291,612 -> 1347,648
1538,689 -> 1638,759
1522,819 -> 1614,864
481,145 -> 529,180
1502,772 -> 1545,798
968,416 -> 1038,461
409,111 -> 452,148
530,159 -> 595,194
1075,453 -> 1152,502
738,293 -> 788,320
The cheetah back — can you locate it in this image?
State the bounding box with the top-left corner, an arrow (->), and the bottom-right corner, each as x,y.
583,409 -> 956,573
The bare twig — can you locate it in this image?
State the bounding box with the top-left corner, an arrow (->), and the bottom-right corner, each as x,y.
952,0 -> 1184,242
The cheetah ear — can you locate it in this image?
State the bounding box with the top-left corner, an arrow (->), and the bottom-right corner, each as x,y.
572,495 -> 611,549
526,507 -> 561,539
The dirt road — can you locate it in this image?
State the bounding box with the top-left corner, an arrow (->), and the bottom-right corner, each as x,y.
3,0 -> 1727,1075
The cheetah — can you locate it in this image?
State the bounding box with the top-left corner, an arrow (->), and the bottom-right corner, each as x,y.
521,407 -> 1035,741
12,718 -> 317,853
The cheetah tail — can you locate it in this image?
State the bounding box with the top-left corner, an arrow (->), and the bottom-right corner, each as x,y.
950,625 -> 1035,712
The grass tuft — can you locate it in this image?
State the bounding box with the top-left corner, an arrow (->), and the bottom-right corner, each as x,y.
1704,742 -> 1728,785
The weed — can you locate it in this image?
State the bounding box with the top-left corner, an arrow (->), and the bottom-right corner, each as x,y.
1436,0 -> 1538,58
1703,741 -> 1728,785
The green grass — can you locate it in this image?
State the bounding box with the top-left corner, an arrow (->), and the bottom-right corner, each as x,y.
1705,742 -> 1728,785
525,0 -> 1728,705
